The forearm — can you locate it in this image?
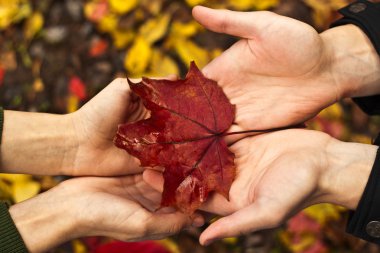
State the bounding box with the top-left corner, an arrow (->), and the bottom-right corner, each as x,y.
0,110 -> 78,175
320,138 -> 378,210
320,24 -> 380,99
9,187 -> 78,253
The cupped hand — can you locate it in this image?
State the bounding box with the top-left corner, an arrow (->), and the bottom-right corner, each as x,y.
10,175 -> 203,253
193,6 -> 339,130
144,129 -> 378,245
68,78 -> 147,176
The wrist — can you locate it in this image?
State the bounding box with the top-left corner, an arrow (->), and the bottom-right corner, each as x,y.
320,138 -> 378,210
320,24 -> 380,99
1,111 -> 78,175
9,186 -> 80,252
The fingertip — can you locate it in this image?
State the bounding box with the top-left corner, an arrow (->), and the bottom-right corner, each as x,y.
192,5 -> 213,25
191,212 -> 205,228
165,74 -> 178,81
192,5 -> 206,17
199,228 -> 216,246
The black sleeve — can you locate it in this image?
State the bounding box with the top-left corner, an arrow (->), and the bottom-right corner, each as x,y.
330,0 -> 380,243
331,0 -> 380,116
346,136 -> 380,243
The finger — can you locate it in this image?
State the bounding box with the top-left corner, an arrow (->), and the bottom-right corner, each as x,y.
192,6 -> 276,39
143,169 -> 236,215
145,211 -> 203,239
199,192 -> 235,216
129,74 -> 178,82
199,202 -> 280,246
143,169 -> 164,192
164,74 -> 179,81
192,211 -> 206,228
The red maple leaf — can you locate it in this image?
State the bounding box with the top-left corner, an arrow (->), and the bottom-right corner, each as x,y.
114,62 -> 235,213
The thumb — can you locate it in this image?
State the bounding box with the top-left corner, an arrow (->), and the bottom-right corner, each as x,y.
145,211 -> 204,239
199,202 -> 283,246
143,169 -> 164,192
192,6 -> 276,39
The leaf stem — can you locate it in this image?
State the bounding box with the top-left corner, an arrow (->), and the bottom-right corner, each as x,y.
221,123 -> 306,137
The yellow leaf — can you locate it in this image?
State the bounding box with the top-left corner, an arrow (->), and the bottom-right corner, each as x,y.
280,231 -> 316,252
144,50 -> 179,77
350,134 -> 372,144
33,78 -> 44,92
0,0 -> 31,30
222,237 -> 238,244
252,0 -> 279,10
158,239 -> 180,253
97,13 -> 118,33
303,204 -> 342,225
211,48 -> 222,59
134,9 -> 145,22
228,0 -> 255,10
109,0 -> 137,15
318,103 -> 343,120
0,180 -> 12,200
111,29 -> 134,49
124,36 -> 152,76
0,174 -> 32,183
24,11 -> 44,40
139,14 -> 170,44
330,0 -> 349,9
72,239 -> 87,253
140,0 -> 163,15
67,95 -> 79,113
12,0 -> 32,23
304,0 -> 345,28
174,38 -> 209,68
170,21 -> 201,38
186,0 -> 206,7
12,180 -> 40,203
228,0 -> 279,10
0,2 -> 18,29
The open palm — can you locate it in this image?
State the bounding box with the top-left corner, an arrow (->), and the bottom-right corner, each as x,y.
197,130 -> 333,245
193,7 -> 338,130
143,130 -> 335,245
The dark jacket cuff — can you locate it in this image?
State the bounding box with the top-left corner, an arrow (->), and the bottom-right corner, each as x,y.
331,0 -> 380,115
0,202 -> 29,252
346,145 -> 380,243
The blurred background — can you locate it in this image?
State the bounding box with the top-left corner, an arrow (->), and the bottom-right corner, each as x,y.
1,0 -> 380,252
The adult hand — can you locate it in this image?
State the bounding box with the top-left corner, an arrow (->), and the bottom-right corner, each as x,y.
2,77 -> 170,176
9,175 -> 203,253
193,7 -> 380,130
144,129 -> 378,245
69,78 -> 147,176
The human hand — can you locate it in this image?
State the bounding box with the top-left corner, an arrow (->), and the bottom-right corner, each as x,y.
68,78 -> 148,176
1,78 -> 146,176
144,129 -> 378,245
9,175 -> 203,253
193,7 -> 380,130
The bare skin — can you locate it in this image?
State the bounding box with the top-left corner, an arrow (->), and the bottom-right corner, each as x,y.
193,7 -> 380,130
144,130 -> 378,245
